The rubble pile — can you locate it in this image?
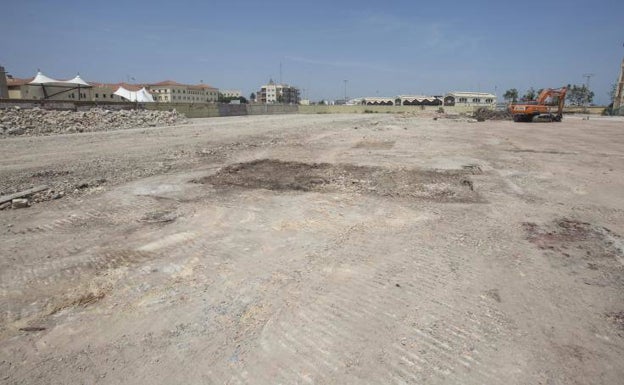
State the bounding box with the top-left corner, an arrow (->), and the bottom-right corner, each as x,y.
0,107 -> 187,136
473,107 -> 512,121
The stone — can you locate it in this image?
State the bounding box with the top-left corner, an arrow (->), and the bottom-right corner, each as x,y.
11,198 -> 30,209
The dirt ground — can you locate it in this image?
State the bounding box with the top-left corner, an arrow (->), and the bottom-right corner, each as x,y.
1,113 -> 624,384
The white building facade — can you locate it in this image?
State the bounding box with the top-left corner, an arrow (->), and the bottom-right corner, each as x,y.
443,92 -> 496,107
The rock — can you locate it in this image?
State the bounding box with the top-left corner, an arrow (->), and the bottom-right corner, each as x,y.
0,202 -> 11,210
7,127 -> 25,135
11,198 -> 30,209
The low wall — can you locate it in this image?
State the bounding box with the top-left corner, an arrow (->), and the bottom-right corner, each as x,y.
299,105 -> 476,115
144,102 -> 298,118
144,102 -> 220,118
562,106 -> 607,115
247,104 -> 298,115
0,98 -> 136,111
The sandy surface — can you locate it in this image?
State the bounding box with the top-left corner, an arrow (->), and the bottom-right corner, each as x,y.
1,113 -> 624,384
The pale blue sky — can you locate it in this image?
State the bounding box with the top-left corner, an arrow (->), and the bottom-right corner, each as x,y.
2,0 -> 623,104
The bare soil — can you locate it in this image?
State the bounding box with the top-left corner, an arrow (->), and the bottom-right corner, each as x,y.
200,159 -> 482,202
1,113 -> 624,384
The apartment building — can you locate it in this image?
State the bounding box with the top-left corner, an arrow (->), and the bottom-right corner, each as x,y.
258,80 -> 300,104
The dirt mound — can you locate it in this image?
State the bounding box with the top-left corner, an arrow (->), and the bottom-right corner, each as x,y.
198,159 -> 483,203
473,107 -> 511,121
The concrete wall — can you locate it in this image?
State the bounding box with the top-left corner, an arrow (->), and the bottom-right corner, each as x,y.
299,105 -> 475,115
144,102 -> 298,118
562,106 -> 607,115
247,104 -> 298,115
0,98 -> 136,111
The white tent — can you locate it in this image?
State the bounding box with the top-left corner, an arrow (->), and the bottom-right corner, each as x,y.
28,71 -> 92,99
67,75 -> 90,87
29,71 -> 92,87
29,71 -> 60,86
113,86 -> 154,102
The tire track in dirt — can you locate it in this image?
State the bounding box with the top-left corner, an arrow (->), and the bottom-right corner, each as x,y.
224,221 -> 509,384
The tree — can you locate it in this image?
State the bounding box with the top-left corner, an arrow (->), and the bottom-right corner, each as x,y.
249,92 -> 256,102
566,84 -> 594,106
522,87 -> 536,101
503,88 -> 518,102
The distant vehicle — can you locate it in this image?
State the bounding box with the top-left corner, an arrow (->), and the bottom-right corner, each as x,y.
509,87 -> 567,122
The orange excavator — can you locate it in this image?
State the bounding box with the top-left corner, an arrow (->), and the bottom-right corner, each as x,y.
509,87 -> 567,122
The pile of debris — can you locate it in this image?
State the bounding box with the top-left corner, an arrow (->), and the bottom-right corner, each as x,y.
473,107 -> 512,121
0,107 -> 187,136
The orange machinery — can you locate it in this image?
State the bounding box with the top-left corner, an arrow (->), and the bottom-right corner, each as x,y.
509,87 -> 567,122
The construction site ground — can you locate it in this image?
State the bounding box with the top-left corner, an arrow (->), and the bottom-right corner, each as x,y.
1,113 -> 624,384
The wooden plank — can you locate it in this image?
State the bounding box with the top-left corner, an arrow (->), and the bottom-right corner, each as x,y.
0,185 -> 49,205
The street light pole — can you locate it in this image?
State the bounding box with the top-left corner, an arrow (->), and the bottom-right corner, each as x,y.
343,79 -> 348,104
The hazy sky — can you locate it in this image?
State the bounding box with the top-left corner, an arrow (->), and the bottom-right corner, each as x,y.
2,0 -> 623,104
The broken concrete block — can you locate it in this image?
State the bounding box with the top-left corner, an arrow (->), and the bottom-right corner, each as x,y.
11,198 -> 30,209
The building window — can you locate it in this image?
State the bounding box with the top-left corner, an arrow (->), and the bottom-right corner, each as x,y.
473,98 -> 481,103
459,97 -> 467,103
485,98 -> 493,103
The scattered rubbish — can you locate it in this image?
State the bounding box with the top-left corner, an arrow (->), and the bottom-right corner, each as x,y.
0,185 -> 49,205
473,107 -> 512,121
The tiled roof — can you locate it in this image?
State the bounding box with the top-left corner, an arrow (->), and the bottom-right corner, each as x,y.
89,82 -> 147,92
150,80 -> 216,89
150,80 -> 183,87
6,77 -> 34,86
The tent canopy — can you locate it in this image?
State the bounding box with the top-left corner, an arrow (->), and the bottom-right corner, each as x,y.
113,86 -> 154,102
28,71 -> 92,88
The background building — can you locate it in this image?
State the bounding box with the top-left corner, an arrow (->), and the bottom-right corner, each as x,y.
220,90 -> 241,98
258,80 -> 300,104
396,95 -> 443,106
443,92 -> 496,107
148,81 -> 219,103
361,97 -> 395,105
